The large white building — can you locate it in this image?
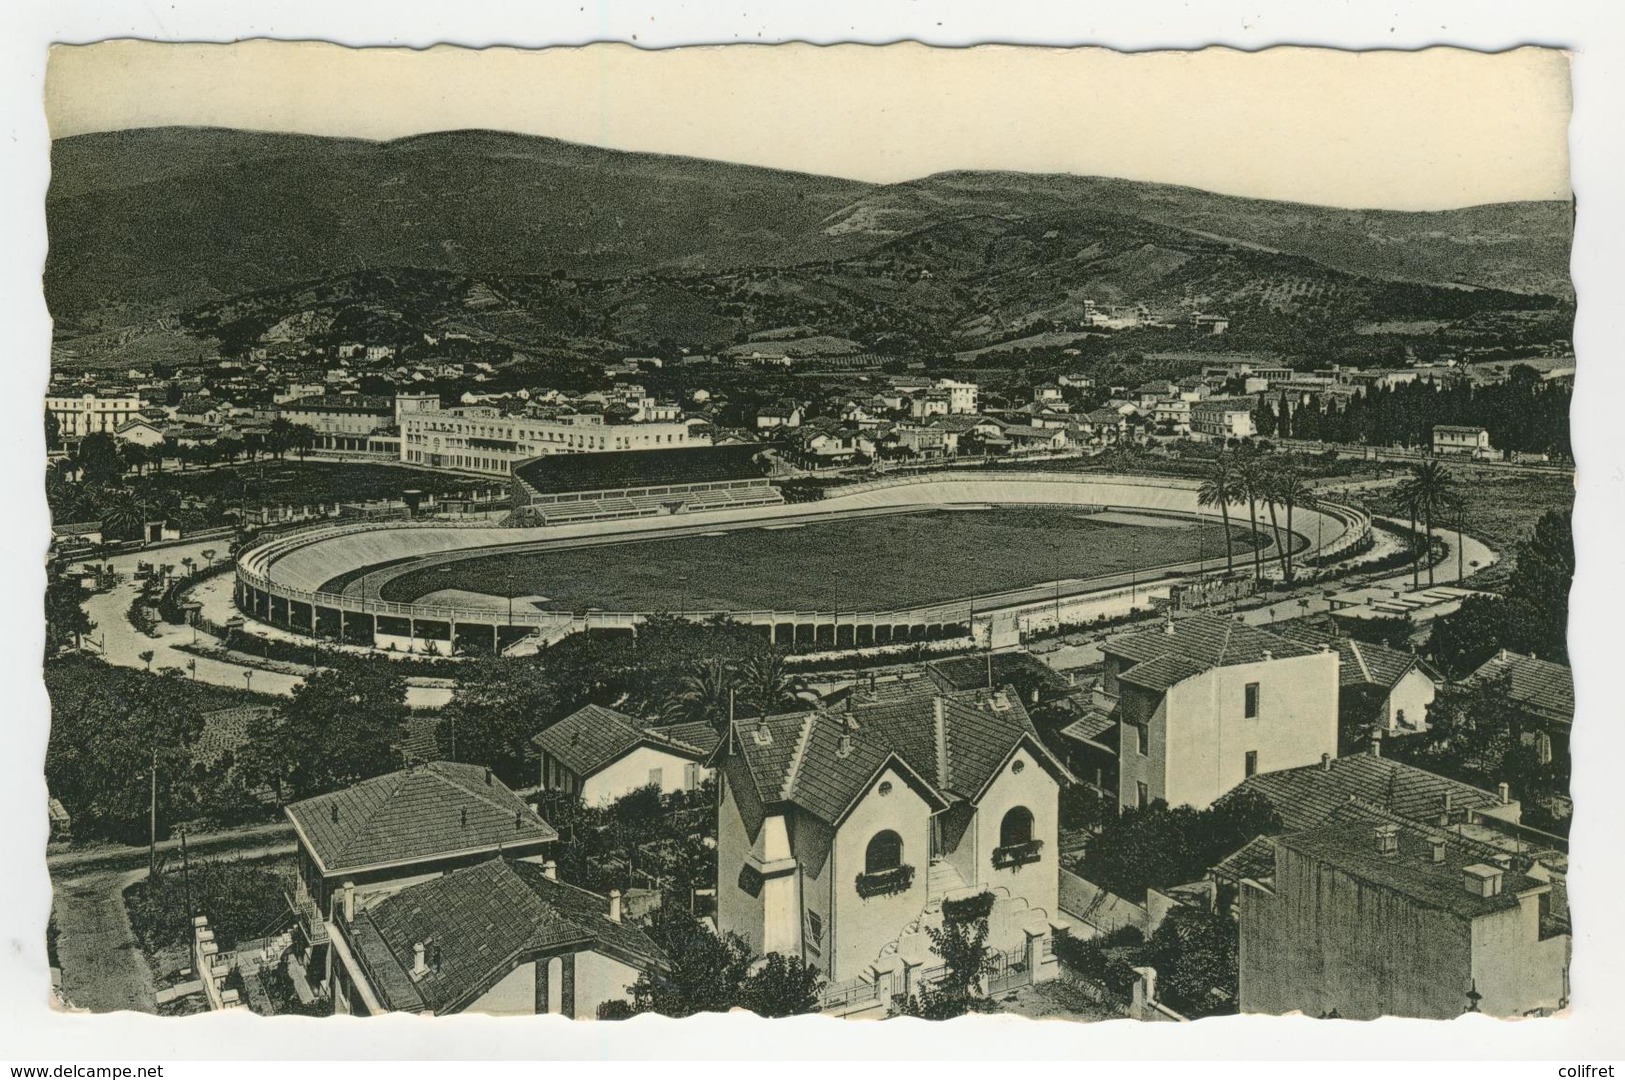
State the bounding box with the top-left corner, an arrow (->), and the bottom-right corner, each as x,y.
1102,614 -> 1340,812
933,379 -> 980,415
1190,397 -> 1258,443
399,397 -> 709,477
47,391 -> 144,440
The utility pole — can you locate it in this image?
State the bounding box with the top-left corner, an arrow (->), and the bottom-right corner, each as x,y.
148,749 -> 158,877
180,828 -> 194,925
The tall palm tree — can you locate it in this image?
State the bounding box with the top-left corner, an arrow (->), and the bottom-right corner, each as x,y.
1196,453 -> 1241,575
663,659 -> 735,731
1235,451 -> 1268,581
1258,461 -> 1289,580
99,490 -> 146,542
1274,464 -> 1316,583
1406,460 -> 1459,588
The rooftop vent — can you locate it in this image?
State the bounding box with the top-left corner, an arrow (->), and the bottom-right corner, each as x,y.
330,804 -> 339,824
484,767 -> 494,786
837,732 -> 853,758
1430,839 -> 1448,864
1463,863 -> 1504,898
460,808 -> 468,829
1320,753 -> 1332,773
411,942 -> 428,978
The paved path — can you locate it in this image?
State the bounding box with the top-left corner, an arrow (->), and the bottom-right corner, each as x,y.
77,540 -> 306,696
49,828 -> 299,1015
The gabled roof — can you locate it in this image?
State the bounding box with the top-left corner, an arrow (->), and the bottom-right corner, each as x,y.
1211,835 -> 1277,884
1469,651 -> 1574,727
1276,801 -> 1542,921
285,761 -> 557,876
1226,752 -> 1508,835
1058,707 -> 1117,748
347,857 -> 665,1014
726,685 -> 1070,826
532,704 -> 716,779
1105,613 -> 1321,691
1275,622 -> 1423,690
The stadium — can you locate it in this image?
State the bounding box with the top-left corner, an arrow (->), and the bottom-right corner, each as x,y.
234,447 -> 1372,655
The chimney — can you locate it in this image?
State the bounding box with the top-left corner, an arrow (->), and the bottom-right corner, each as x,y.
608,889 -> 622,924
484,767 -> 494,786
1262,650 -> 1273,662
342,880 -> 356,924
412,942 -> 428,977
543,860 -> 557,881
1370,731 -> 1383,758
837,732 -> 853,757
460,807 -> 468,828
330,804 -> 340,824
1320,753 -> 1332,772
1430,839 -> 1448,864
1497,782 -> 1510,805
933,695 -> 945,728
1374,823 -> 1400,855
1463,864 -> 1504,898
515,809 -> 524,830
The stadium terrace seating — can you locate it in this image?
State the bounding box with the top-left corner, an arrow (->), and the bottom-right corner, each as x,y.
513,444 -> 769,498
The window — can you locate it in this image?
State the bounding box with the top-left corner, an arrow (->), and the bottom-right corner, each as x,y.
999,807 -> 1034,848
1136,782 -> 1150,810
683,762 -> 700,790
1244,682 -> 1260,719
1136,723 -> 1149,756
805,910 -> 824,950
1245,750 -> 1258,778
865,830 -> 904,874
648,767 -> 664,789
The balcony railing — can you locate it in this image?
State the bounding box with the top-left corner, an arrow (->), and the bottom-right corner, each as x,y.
854,863 -> 916,899
992,839 -> 1044,870
285,879 -> 329,946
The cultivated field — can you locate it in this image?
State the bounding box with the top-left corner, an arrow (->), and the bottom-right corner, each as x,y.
378,507 -> 1253,613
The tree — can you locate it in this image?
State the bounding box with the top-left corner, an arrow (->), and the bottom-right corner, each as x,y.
893,901 -> 998,1019
1234,451 -> 1267,581
1196,453 -> 1241,575
625,907 -> 755,1017
1139,907 -> 1238,1018
289,423 -> 317,461
138,649 -> 155,672
44,409 -> 61,451
241,658 -> 406,799
1079,791 -> 1281,901
737,953 -> 826,1017
44,578 -> 95,654
1258,460 -> 1289,580
201,548 -> 218,570
1427,594 -> 1507,678
266,417 -> 296,460
1406,460 -> 1459,588
76,432 -> 124,485
662,658 -> 735,730
1273,463 -> 1315,582
1501,509 -> 1573,665
99,490 -> 146,541
737,650 -> 796,718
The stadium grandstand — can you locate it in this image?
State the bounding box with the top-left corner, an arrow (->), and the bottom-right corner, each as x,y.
509,444 -> 783,526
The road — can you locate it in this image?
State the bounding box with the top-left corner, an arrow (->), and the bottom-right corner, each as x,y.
49,824 -> 298,1014
77,539 -> 307,696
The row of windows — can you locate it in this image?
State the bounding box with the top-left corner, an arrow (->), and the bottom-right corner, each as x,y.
861,807 -> 1035,875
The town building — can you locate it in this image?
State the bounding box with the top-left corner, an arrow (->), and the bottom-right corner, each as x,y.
533,705 -> 719,805
1237,800 -> 1569,1019
1278,620 -> 1438,742
1102,614 -> 1339,812
933,378 -> 980,414
400,396 -> 709,476
112,417 -> 167,447
329,857 -> 665,1017
1432,424 -> 1494,457
275,394 -> 397,452
1468,649 -> 1574,764
1189,398 -> 1258,443
715,686 -> 1073,1009
283,761 -> 558,1006
47,391 -> 144,440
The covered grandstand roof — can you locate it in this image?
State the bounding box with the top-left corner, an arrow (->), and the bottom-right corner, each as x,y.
513,444 -> 768,496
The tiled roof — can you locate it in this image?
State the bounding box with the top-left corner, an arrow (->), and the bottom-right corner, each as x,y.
1211,836 -> 1277,883
1275,621 -> 1421,690
728,684 -> 1069,825
285,761 -> 557,875
348,857 -> 665,1014
1059,708 -> 1116,746
1277,801 -> 1540,921
532,705 -> 715,779
1470,651 -> 1574,726
1106,613 -> 1320,689
1227,752 -> 1507,835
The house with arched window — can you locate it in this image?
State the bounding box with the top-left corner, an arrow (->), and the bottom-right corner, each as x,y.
713,685 -> 1073,1012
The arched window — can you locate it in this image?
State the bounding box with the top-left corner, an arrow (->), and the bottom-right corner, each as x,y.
1000,807 -> 1035,849
865,830 -> 904,874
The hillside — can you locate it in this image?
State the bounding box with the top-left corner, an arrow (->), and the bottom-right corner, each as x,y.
46,126 -> 1574,367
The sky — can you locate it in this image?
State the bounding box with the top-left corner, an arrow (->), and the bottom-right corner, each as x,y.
45,40 -> 1572,211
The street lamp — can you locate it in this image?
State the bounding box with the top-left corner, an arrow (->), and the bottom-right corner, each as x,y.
243,670 -> 253,692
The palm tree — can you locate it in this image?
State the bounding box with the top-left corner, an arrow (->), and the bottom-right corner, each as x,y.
99,490 -> 146,542
1235,451 -> 1268,581
663,659 -> 735,731
1258,461 -> 1289,581
138,649 -> 155,672
1404,460 -> 1459,588
201,548 -> 218,570
1274,464 -> 1316,583
739,650 -> 797,718
181,556 -> 196,578
1196,453 -> 1241,575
